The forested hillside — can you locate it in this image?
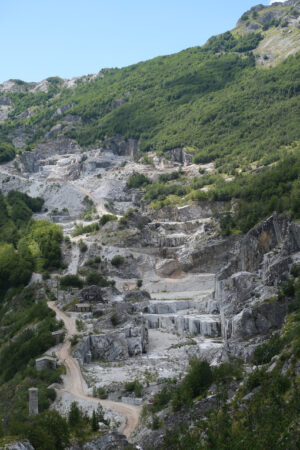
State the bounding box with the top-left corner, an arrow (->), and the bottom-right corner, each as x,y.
0,1 -> 299,170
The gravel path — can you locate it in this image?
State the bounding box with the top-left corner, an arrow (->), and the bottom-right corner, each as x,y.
48,301 -> 141,439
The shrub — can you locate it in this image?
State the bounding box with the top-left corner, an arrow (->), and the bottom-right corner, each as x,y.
0,142 -> 16,163
99,214 -> 117,226
172,359 -> 213,410
111,312 -> 120,327
85,271 -> 109,287
94,386 -> 108,399
126,173 -> 151,189
79,240 -> 88,252
252,333 -> 284,365
59,275 -> 83,289
125,380 -> 143,397
111,255 -> 125,267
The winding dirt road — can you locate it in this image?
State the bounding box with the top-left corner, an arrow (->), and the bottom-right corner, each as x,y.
48,301 -> 141,439
72,183 -> 110,217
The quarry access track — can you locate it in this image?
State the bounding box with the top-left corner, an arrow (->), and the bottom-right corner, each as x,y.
47,301 -> 141,439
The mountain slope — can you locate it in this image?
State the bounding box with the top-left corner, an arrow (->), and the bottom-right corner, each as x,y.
0,0 -> 299,170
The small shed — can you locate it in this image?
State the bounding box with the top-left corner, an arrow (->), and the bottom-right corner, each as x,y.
75,303 -> 91,312
51,330 -> 64,345
35,356 -> 57,372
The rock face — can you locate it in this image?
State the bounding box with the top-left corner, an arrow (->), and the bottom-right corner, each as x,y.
2,442 -> 34,450
215,215 -> 300,344
79,285 -> 105,303
20,136 -> 81,173
146,312 -> 221,337
69,431 -> 134,450
149,203 -> 225,222
75,318 -> 148,363
165,147 -> 193,165
231,301 -> 287,340
101,136 -> 139,158
124,290 -> 151,302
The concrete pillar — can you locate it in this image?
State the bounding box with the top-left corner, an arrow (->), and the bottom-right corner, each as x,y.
29,388 -> 38,416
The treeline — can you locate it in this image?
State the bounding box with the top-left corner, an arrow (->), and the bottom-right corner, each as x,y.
204,31 -> 263,53
0,190 -> 62,298
1,33 -> 299,170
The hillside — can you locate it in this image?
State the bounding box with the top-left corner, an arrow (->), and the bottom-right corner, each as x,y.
0,1 -> 299,169
0,1 -> 300,449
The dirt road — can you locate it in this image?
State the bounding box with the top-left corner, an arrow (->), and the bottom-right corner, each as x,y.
72,183 -> 109,216
47,301 -> 141,439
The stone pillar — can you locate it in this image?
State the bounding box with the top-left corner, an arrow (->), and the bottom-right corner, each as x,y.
85,350 -> 92,364
29,387 -> 38,416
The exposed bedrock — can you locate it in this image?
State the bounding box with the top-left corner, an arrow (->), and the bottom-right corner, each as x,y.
78,285 -> 122,304
145,313 -> 221,337
183,235 -> 240,273
75,319 -> 148,363
100,136 -> 139,158
216,215 -> 300,342
145,299 -> 218,315
165,147 -> 193,165
231,301 -> 287,340
3,441 -> 35,450
68,431 -> 135,450
148,202 -> 226,222
20,136 -> 81,172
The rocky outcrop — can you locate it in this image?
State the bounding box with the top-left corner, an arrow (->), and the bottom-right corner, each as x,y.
101,136 -> 139,158
75,318 -> 148,363
20,136 -> 81,173
0,96 -> 13,106
145,310 -> 221,337
231,301 -> 287,340
124,290 -> 151,302
149,203 -> 226,222
187,235 -> 239,273
1,441 -> 34,450
53,102 -> 76,117
79,285 -> 105,303
165,147 -> 193,165
69,432 -> 134,450
216,215 -> 300,342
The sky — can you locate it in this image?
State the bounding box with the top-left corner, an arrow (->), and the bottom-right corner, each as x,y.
0,0 -> 276,83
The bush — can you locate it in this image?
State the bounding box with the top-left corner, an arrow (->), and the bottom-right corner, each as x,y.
99,214 -> 117,226
126,173 -> 151,189
60,275 -> 83,289
94,386 -> 108,399
172,359 -> 213,410
111,312 -> 121,327
0,142 -> 16,163
252,333 -> 284,365
152,385 -> 174,412
125,380 -> 143,397
111,255 -> 125,267
79,240 -> 88,252
85,271 -> 109,287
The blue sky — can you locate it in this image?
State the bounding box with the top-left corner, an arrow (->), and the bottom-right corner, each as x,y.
1,0 -> 272,83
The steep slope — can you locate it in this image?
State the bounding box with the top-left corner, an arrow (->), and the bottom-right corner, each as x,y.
0,1 -> 299,169
0,1 -> 300,449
